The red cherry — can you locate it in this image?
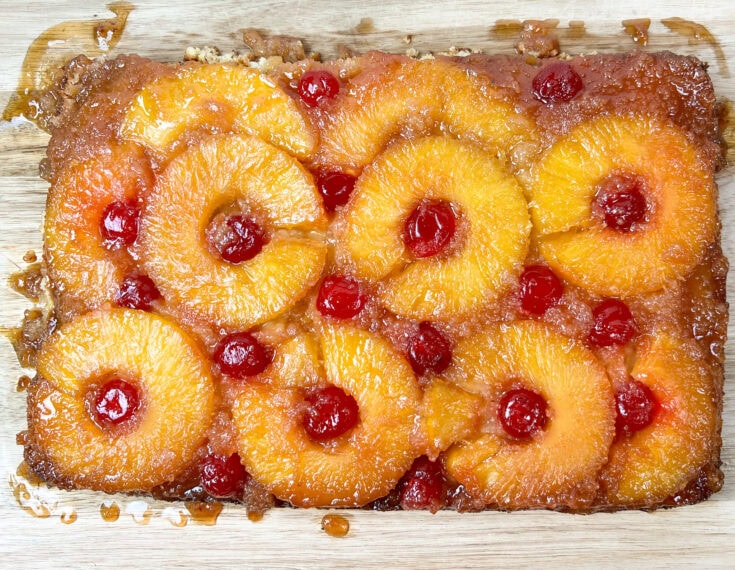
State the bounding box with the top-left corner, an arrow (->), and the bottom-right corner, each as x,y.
316,275 -> 367,319
615,380 -> 659,435
298,70 -> 340,108
100,200 -> 140,248
519,264 -> 564,315
91,378 -> 140,427
302,385 -> 360,442
498,388 -> 549,438
213,332 -> 272,378
201,453 -> 248,498
211,215 -> 265,264
403,200 -> 457,258
588,298 -> 638,347
407,322 -> 452,376
399,456 -> 447,512
315,171 -> 356,212
595,174 -> 648,232
115,274 -> 161,311
532,62 -> 584,104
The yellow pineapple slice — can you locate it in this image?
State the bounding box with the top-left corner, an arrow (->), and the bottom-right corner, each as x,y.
339,136 -> 530,321
121,63 -> 316,161
140,134 -> 327,330
266,331 -> 322,390
443,321 -> 615,509
318,57 -> 537,170
26,309 -> 216,492
601,332 -> 718,505
420,379 -> 484,460
232,324 -> 421,507
43,143 -> 153,317
530,115 -> 718,296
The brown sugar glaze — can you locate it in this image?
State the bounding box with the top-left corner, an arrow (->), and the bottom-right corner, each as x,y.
13,16 -> 728,514
2,2 -> 133,123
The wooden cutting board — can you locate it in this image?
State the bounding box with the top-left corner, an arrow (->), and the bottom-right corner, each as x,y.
1,1 -> 733,567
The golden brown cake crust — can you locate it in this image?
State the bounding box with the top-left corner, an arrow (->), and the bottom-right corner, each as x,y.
21,47 -> 727,512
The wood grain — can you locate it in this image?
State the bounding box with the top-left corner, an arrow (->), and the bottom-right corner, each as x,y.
1,1 -> 734,567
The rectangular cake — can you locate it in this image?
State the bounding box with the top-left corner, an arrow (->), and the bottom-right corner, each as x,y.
16,43 -> 727,513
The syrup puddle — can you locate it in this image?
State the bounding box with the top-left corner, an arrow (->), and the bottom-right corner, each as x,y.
2,1 -> 133,123
321,514 -> 350,537
9,462 -> 57,519
125,499 -> 153,525
622,18 -> 650,46
100,500 -> 121,522
661,18 -> 730,78
184,501 -> 223,526
161,506 -> 189,528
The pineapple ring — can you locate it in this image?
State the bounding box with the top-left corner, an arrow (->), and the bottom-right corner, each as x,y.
44,143 -> 154,318
530,115 -> 718,296
26,309 -> 216,493
601,332 -> 718,505
232,325 -> 422,508
340,136 -> 530,321
140,134 -> 327,330
443,321 -> 615,509
318,57 -> 538,170
121,63 -> 316,161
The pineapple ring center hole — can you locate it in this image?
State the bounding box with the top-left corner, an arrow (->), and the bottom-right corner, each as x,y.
496,381 -> 550,440
301,385 -> 361,444
205,201 -> 270,264
84,374 -> 145,434
591,171 -> 652,233
402,199 -> 465,259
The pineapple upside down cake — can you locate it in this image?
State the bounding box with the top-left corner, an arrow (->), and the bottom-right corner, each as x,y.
19,46 -> 728,512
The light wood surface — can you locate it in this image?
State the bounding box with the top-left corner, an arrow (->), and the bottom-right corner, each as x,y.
1,1 -> 734,567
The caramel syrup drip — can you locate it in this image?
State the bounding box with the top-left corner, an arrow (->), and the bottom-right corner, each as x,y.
661,18 -> 730,78
100,501 -> 121,522
2,1 -> 134,124
622,18 -> 651,46
126,500 -> 154,525
162,506 -> 189,527
184,501 -> 223,526
567,21 -> 586,40
721,99 -> 735,166
9,462 -> 55,519
321,514 -> 350,537
489,20 -> 524,41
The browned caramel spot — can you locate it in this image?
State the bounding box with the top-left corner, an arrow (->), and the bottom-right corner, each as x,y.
17,375 -> 32,392
247,510 -> 264,522
5,308 -> 53,368
60,510 -> 78,524
9,263 -> 44,302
